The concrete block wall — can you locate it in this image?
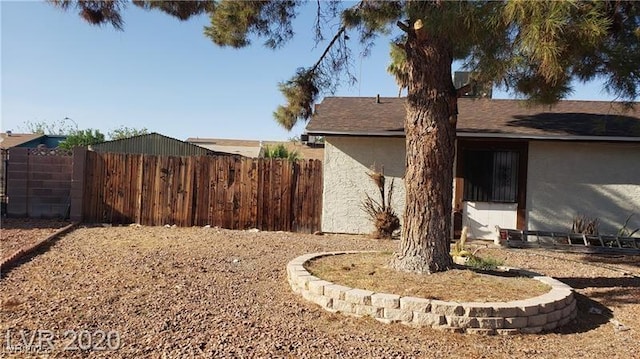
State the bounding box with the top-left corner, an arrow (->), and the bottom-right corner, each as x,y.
6,147 -> 74,218
5,148 -> 29,216
288,252 -> 577,335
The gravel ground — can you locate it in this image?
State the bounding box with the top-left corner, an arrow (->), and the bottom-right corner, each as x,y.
1,219 -> 71,262
1,226 -> 638,358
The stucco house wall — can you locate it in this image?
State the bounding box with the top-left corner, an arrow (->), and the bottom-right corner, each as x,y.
526,141 -> 640,235
322,136 -> 406,234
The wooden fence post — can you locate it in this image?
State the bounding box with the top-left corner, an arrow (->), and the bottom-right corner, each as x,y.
70,147 -> 87,222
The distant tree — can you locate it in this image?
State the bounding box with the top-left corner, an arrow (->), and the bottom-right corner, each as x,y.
21,118 -> 77,135
53,1 -> 640,274
263,143 -> 301,161
108,126 -> 149,140
58,129 -> 105,150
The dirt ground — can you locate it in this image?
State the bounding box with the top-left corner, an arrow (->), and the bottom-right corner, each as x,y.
1,218 -> 71,262
0,226 -> 638,358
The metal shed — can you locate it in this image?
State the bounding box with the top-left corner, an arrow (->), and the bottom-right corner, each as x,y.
89,132 -> 227,157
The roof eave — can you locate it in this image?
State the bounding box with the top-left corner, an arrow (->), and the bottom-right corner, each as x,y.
307,129 -> 640,142
457,132 -> 640,142
306,130 -> 405,137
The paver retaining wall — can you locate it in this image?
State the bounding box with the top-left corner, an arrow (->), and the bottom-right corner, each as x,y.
287,251 -> 577,335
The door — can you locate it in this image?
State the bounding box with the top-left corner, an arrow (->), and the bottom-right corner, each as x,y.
454,140 -> 528,239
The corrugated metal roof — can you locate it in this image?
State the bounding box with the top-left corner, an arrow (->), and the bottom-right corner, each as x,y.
90,132 -> 224,156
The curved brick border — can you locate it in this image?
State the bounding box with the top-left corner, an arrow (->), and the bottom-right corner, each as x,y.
287,251 -> 577,335
1,222 -> 78,274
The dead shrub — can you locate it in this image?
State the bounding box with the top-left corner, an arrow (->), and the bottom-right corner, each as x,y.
361,169 -> 400,239
571,214 -> 599,235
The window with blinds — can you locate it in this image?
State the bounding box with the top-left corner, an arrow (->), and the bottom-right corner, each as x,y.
463,150 -> 519,203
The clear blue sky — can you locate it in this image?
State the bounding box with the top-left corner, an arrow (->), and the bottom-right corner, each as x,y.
1,1 -> 617,141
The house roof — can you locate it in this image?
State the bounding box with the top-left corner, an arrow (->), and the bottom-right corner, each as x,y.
187,138 -> 262,157
186,138 -> 324,161
0,133 -> 44,149
306,97 -> 640,141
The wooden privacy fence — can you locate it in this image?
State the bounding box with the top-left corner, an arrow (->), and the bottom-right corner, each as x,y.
82,151 -> 322,233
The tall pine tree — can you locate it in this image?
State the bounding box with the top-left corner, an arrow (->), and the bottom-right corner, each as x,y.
52,0 -> 639,273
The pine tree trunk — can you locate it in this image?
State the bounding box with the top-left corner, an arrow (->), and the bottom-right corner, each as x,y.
391,28 -> 456,274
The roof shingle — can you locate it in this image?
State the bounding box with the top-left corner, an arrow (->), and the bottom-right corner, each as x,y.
0,133 -> 44,149
306,97 -> 640,139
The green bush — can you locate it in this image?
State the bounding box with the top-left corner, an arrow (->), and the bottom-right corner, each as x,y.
263,144 -> 300,161
58,129 -> 105,150
466,256 -> 504,270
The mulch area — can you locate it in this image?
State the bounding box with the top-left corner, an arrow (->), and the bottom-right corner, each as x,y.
1,218 -> 71,262
0,226 -> 638,358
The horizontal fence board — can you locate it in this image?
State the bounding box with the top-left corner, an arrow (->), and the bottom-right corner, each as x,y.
83,152 -> 322,233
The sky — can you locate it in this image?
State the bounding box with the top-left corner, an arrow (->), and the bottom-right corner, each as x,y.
1,1 -> 619,141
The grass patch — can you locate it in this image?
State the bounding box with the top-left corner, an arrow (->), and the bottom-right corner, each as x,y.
305,252 -> 550,302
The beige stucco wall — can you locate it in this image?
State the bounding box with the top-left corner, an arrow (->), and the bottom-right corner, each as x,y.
527,141 -> 640,235
322,137 -> 406,234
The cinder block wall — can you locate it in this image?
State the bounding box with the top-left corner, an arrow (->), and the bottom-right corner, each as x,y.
6,148 -> 73,218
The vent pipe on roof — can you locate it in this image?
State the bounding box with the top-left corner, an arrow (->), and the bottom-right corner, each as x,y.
376,94 -> 380,104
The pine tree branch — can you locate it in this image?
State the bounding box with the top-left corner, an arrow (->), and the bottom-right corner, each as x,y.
314,0 -> 323,41
396,21 -> 410,33
309,0 -> 378,75
310,26 -> 346,74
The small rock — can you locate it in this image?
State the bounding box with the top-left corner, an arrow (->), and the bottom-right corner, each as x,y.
611,319 -> 630,332
204,225 -> 211,228
171,224 -> 177,229
232,259 -> 240,264
164,224 -> 171,228
246,228 -> 260,233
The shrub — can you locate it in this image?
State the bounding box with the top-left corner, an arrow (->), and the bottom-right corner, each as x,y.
618,213 -> 639,237
361,169 -> 400,239
466,256 -> 504,270
571,214 -> 599,235
263,143 -> 300,161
